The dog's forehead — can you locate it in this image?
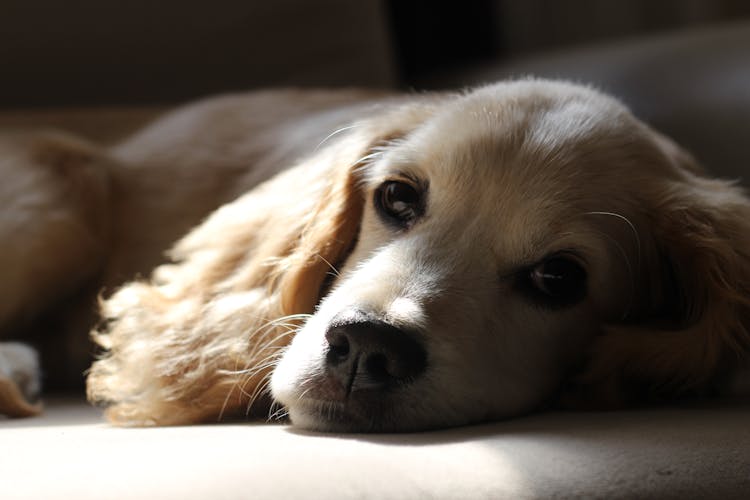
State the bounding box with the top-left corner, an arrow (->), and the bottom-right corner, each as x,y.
394,83 -> 654,210
378,82 -> 652,263
420,82 -> 632,172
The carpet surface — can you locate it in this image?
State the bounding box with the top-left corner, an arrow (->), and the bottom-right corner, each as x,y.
2,398 -> 749,499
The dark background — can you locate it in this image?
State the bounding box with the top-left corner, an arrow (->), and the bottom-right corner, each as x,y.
2,0 -> 749,108
388,0 -> 750,81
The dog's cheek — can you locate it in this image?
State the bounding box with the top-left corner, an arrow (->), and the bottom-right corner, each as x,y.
445,308 -> 576,418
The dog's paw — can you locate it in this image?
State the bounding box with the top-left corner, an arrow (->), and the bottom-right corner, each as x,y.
0,342 -> 43,417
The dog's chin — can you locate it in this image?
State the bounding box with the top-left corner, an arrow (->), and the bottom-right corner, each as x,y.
283,391 -> 405,433
287,400 -> 384,433
284,388 -> 486,433
283,392 -> 455,433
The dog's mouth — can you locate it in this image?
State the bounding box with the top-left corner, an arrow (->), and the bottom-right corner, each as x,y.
277,364 -> 400,431
286,389 -> 408,432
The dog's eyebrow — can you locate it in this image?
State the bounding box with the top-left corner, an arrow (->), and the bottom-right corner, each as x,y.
387,170 -> 425,186
364,159 -> 427,188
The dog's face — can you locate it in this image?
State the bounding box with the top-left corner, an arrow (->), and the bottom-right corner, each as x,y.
271,81 -> 689,431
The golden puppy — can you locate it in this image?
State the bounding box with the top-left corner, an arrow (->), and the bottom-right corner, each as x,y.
1,80 -> 748,430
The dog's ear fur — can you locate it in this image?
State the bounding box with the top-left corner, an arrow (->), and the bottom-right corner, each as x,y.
87,103 -> 435,425
571,137 -> 750,406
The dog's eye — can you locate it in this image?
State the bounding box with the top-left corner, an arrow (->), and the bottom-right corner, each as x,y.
376,180 -> 423,227
523,255 -> 587,308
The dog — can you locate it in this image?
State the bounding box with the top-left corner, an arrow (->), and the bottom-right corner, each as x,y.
1,79 -> 748,431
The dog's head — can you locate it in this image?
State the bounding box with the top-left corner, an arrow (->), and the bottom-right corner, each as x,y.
268,80 -> 750,432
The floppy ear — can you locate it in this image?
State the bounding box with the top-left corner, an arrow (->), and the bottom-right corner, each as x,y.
571,142 -> 750,407
87,103 -> 434,425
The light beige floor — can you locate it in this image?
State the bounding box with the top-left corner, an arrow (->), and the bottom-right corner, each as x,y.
2,397 -> 749,499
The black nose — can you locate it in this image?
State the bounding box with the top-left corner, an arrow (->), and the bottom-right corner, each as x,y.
325,319 -> 427,393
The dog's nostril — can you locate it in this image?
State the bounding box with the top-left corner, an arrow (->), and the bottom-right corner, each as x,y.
325,332 -> 350,365
364,352 -> 389,382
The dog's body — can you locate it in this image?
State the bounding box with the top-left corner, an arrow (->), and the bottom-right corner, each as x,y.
1,80 -> 749,430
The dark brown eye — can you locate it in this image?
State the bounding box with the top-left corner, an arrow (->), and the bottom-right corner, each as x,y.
522,255 -> 587,308
376,181 -> 423,227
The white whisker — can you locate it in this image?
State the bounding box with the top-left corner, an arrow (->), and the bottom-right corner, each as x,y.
313,253 -> 341,277
297,386 -> 314,402
246,377 -> 272,416
268,403 -> 289,422
314,124 -> 359,152
581,228 -> 637,320
584,211 -> 642,272
217,312 -> 310,420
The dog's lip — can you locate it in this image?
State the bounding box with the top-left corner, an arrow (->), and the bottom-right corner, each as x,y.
283,372 -> 416,431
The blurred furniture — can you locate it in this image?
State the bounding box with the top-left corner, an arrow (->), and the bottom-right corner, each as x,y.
424,21 -> 750,183
1,0 -> 395,108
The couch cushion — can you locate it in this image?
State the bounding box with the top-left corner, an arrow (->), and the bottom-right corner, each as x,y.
2,398 -> 748,499
427,21 -> 750,182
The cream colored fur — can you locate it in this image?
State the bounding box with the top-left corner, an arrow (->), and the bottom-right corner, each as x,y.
1,81 -> 748,430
